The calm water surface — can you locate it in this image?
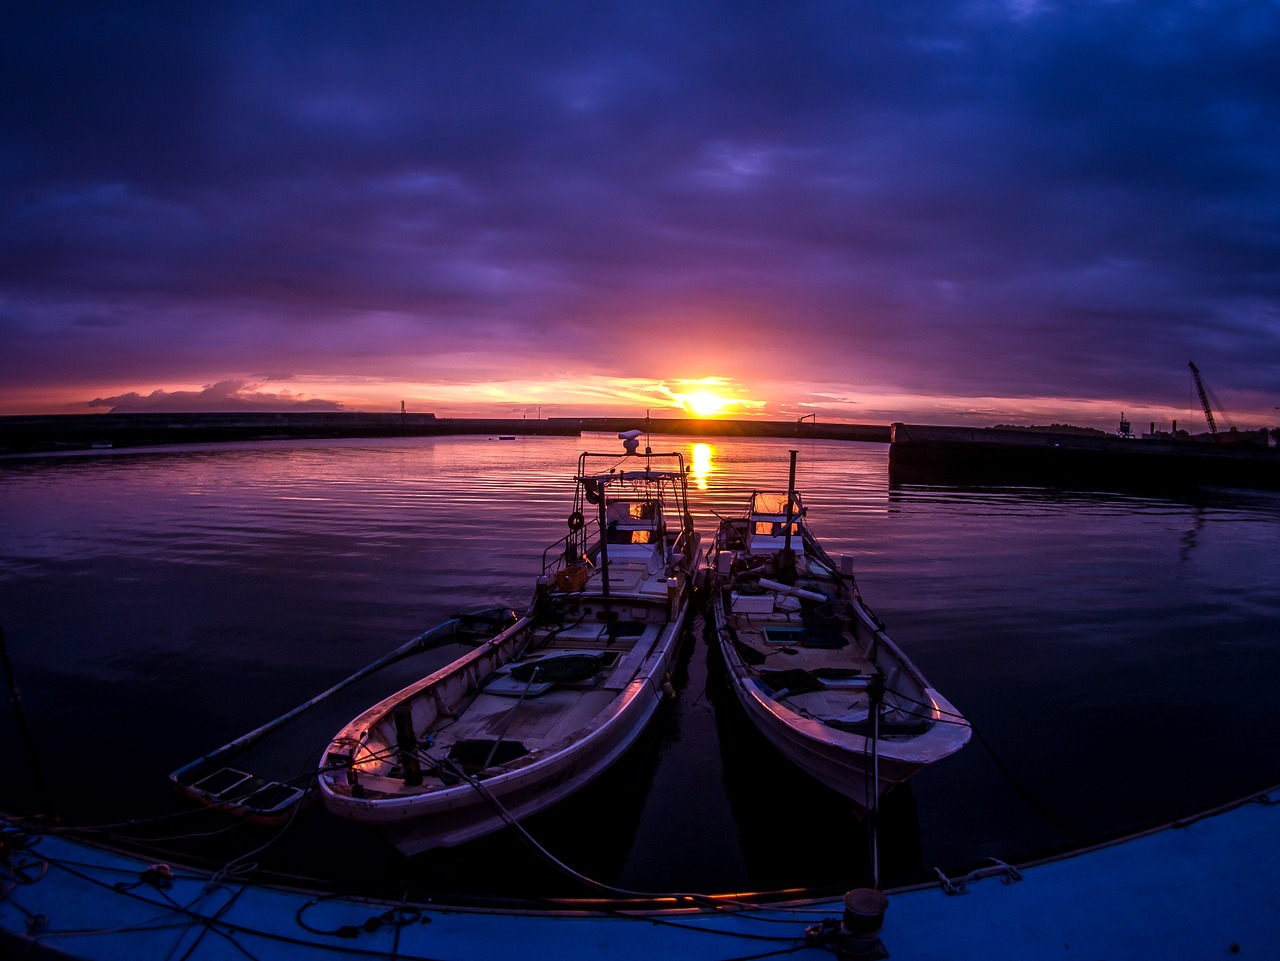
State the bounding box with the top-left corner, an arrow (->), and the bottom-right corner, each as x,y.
2,433 -> 1279,899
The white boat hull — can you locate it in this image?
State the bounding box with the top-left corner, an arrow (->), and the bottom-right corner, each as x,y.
706,481 -> 970,808
717,610 -> 967,807
324,607 -> 690,855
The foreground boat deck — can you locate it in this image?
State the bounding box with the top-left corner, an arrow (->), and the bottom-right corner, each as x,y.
4,786 -> 1277,959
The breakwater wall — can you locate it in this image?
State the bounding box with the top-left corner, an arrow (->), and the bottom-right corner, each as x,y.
555,417 -> 890,443
0,412 -> 580,454
888,423 -> 1280,492
0,413 -> 890,455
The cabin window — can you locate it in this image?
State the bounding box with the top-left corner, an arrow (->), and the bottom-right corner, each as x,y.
604,500 -> 660,543
752,493 -> 798,516
754,521 -> 798,537
607,501 -> 656,524
606,527 -> 653,545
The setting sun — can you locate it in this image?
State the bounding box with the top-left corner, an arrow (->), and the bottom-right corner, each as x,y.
682,391 -> 731,417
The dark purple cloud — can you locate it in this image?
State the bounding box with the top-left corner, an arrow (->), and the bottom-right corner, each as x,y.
2,1 -> 1278,425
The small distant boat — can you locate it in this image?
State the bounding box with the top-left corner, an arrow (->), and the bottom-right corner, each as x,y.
319,431 -> 701,854
705,451 -> 970,810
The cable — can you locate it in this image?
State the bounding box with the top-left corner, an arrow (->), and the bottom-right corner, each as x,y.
881,693 -> 1084,838
13,844 -> 452,960
433,754 -> 837,936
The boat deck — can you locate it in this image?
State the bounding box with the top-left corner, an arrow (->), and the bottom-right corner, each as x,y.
348,621 -> 665,794
586,548 -> 674,596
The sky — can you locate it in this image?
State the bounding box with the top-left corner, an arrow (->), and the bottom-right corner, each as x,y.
3,2 -> 1278,431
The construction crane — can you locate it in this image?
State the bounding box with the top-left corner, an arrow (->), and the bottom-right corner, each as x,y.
1188,361 -> 1235,437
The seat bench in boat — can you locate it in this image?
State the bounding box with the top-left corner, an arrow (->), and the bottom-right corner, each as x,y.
480,624 -> 661,697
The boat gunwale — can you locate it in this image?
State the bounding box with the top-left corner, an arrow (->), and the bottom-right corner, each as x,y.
318,602 -> 691,810
710,590 -> 970,767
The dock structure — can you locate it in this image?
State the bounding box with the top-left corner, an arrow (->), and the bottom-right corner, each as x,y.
3,785 -> 1279,959
888,422 -> 1280,492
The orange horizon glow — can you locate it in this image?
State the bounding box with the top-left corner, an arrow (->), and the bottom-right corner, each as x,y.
2,373 -> 1276,435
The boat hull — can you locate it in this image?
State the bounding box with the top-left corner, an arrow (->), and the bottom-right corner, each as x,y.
705,482 -> 970,808
715,588 -> 967,808
323,605 -> 691,855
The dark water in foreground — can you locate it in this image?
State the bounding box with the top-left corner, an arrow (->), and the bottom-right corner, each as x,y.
2,433 -> 1279,901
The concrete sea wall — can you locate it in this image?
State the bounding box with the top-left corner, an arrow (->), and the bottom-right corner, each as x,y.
888,423 -> 1280,492
0,413 -> 889,455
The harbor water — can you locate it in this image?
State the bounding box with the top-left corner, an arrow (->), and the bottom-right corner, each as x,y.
2,433 -> 1279,900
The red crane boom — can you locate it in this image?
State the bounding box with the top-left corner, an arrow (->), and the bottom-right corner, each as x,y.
1189,361 -> 1217,435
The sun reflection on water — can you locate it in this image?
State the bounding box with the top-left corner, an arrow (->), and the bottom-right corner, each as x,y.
690,442 -> 714,490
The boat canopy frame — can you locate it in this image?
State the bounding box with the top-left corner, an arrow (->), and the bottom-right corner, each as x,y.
542,449 -> 696,583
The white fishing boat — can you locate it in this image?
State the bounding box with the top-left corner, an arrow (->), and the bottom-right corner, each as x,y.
705,451 -> 970,811
319,432 -> 701,854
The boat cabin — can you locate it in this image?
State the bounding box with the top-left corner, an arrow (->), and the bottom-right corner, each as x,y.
746,490 -> 805,556
604,499 -> 663,545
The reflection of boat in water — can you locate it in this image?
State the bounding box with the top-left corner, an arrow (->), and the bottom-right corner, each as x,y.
319,433 -> 701,854
705,451 -> 970,813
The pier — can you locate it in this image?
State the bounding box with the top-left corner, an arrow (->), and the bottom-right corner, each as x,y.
888,422 -> 1280,492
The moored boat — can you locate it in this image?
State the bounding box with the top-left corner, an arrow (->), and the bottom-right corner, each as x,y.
705,451 -> 970,811
169,607 -> 519,824
319,432 -> 701,854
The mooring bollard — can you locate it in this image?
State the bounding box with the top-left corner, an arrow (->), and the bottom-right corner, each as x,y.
838,887 -> 889,959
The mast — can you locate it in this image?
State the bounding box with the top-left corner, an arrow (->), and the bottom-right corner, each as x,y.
778,449 -> 798,582
596,482 -> 611,599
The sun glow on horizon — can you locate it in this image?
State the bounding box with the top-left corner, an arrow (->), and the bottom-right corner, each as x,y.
13,369 -> 1241,434
665,377 -> 754,418
682,391 -> 731,417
